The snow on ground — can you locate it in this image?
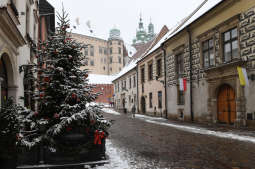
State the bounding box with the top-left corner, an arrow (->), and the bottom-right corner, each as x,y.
94,140 -> 130,169
135,114 -> 168,121
135,114 -> 255,144
102,108 -> 121,115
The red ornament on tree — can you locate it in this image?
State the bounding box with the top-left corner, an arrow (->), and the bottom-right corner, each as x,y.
90,120 -> 95,125
40,93 -> 44,98
34,112 -> 39,116
84,74 -> 88,78
54,113 -> 59,119
66,127 -> 72,132
71,93 -> 77,99
44,77 -> 50,82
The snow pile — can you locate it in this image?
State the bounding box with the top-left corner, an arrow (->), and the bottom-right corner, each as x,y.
135,114 -> 167,121
88,74 -> 116,84
95,140 -> 130,169
102,108 -> 121,116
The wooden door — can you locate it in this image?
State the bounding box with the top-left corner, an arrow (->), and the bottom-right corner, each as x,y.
217,85 -> 236,124
141,96 -> 146,114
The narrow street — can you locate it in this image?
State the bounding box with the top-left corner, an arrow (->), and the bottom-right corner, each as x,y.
96,109 -> 255,169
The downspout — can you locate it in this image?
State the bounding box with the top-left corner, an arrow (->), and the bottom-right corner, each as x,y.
136,65 -> 139,113
187,28 -> 194,122
161,44 -> 168,119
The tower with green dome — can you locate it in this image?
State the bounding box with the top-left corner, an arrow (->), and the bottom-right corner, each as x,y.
133,15 -> 156,45
108,27 -> 124,74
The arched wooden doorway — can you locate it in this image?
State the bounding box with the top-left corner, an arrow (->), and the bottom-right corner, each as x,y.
0,57 -> 8,105
141,96 -> 146,114
217,84 -> 236,124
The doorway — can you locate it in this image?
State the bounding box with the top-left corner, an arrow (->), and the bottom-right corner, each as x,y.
217,84 -> 236,124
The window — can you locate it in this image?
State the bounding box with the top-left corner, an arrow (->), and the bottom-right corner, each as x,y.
84,48 -> 88,56
110,67 -> 112,71
129,77 -> 131,89
141,67 -> 145,83
110,48 -> 112,54
156,59 -> 162,77
117,82 -> 119,92
119,68 -> 121,71
148,63 -> 153,81
109,41 -> 112,45
118,41 -> 121,45
26,6 -> 30,34
90,60 -> 94,66
149,92 -> 153,108
118,47 -> 121,54
158,91 -> 162,109
133,75 -> 136,88
118,57 -> 122,63
134,94 -> 136,103
103,66 -> 105,70
176,53 -> 184,77
99,47 -> 103,54
177,87 -> 185,105
109,56 -> 113,64
223,27 -> 238,62
90,46 -> 94,56
104,48 -> 107,55
202,39 -> 215,68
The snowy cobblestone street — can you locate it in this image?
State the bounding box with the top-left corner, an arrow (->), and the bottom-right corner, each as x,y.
97,108 -> 255,169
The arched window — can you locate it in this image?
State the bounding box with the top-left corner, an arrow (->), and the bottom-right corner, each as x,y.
0,58 -> 8,105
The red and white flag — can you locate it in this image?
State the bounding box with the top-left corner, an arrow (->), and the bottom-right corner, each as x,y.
179,78 -> 187,91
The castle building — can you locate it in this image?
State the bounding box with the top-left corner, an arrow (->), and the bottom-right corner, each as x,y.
71,27 -> 133,75
132,16 -> 156,47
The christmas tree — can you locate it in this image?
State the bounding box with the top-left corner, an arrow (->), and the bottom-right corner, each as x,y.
18,8 -> 111,155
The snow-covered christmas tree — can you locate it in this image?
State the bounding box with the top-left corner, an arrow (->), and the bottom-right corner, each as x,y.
18,8 -> 111,156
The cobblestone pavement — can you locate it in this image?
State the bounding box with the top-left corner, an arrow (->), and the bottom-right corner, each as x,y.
101,110 -> 255,169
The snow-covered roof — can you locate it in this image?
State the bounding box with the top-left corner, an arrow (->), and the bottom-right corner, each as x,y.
142,0 -> 223,59
125,43 -> 137,57
88,74 -> 116,84
112,59 -> 137,82
165,0 -> 223,41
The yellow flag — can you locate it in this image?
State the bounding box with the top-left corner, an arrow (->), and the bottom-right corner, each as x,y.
237,66 -> 246,86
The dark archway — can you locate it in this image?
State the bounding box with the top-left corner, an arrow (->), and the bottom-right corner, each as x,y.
217,84 -> 236,124
0,57 -> 8,105
141,96 -> 146,114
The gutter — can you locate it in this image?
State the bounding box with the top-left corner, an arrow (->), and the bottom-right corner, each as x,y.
161,44 -> 168,119
136,65 -> 139,113
187,28 -> 194,122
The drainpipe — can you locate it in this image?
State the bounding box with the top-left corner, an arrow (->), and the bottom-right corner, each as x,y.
187,28 -> 194,122
161,44 -> 168,119
136,65 -> 139,113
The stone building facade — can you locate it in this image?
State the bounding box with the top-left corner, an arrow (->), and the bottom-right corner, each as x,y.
137,26 -> 169,117
164,0 -> 255,126
0,0 -> 41,108
113,63 -> 137,113
71,28 -> 133,75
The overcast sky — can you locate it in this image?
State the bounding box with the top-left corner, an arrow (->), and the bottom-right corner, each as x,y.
47,0 -> 205,44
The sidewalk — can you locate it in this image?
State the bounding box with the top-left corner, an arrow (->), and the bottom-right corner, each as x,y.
134,113 -> 255,144
102,108 -> 255,144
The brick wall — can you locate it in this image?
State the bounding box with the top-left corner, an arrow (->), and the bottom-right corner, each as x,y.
92,84 -> 114,104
